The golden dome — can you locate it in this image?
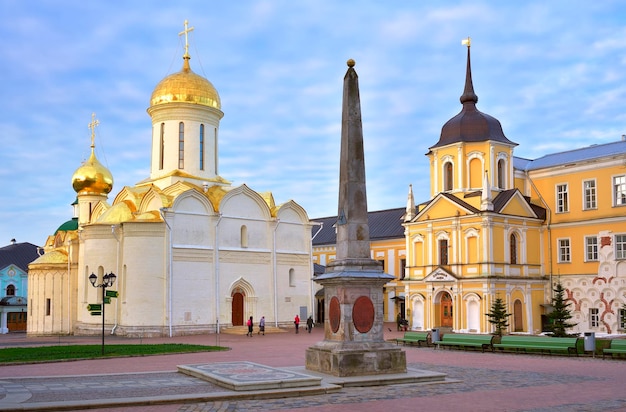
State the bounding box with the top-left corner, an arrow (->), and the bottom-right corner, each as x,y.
150,57 -> 221,109
72,149 -> 114,195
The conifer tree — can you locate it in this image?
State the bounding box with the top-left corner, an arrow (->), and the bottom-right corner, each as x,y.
547,281 -> 577,337
621,302 -> 626,331
485,297 -> 511,336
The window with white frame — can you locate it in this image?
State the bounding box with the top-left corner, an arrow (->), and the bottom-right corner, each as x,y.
614,175 -> 626,206
583,179 -> 597,210
585,236 -> 598,261
589,308 -> 599,328
556,184 -> 569,213
615,234 -> 626,260
558,238 -> 571,263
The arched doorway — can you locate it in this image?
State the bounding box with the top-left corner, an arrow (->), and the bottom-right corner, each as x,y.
232,291 -> 244,326
514,299 -> 523,332
441,292 -> 453,327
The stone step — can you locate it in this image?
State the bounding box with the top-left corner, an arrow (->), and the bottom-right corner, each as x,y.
220,325 -> 287,335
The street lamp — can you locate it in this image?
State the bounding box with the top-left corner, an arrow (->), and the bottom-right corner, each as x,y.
89,272 -> 116,355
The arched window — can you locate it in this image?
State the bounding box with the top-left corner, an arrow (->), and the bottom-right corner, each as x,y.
159,123 -> 165,170
289,268 -> 295,287
178,122 -> 184,169
6,284 -> 15,296
510,233 -> 517,264
439,239 -> 448,265
444,162 -> 453,191
497,159 -> 505,189
240,225 -> 248,248
199,124 -> 205,171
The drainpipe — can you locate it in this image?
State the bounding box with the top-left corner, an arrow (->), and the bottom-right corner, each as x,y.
272,219 -> 280,327
111,225 -> 120,334
66,238 -> 71,334
159,208 -> 173,337
214,214 -> 222,334
310,222 -> 323,321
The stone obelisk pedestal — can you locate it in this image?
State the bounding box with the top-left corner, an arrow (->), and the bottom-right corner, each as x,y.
306,59 -> 406,377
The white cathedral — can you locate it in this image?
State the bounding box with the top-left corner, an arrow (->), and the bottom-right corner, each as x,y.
27,24 -> 315,337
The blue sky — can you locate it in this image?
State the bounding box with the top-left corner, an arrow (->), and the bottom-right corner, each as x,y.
1,1 -> 625,246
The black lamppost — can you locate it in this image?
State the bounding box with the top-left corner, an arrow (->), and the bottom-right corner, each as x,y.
89,272 -> 116,355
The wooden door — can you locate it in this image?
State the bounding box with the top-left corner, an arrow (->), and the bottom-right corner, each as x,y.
7,312 -> 27,332
441,293 -> 453,327
514,299 -> 523,332
232,292 -> 244,326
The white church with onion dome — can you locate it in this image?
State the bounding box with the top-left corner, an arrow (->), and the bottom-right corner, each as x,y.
27,22 -> 315,337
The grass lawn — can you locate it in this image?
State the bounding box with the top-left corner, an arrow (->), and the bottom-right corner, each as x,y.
0,343 -> 228,364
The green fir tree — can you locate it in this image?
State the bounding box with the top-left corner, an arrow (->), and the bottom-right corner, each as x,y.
485,297 -> 511,336
547,281 -> 577,337
621,302 -> 626,331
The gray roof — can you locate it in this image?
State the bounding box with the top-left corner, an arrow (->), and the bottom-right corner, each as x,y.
517,140 -> 626,171
0,242 -> 40,272
311,207 -> 406,246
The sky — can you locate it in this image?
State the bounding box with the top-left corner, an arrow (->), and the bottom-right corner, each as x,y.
1,1 -> 626,246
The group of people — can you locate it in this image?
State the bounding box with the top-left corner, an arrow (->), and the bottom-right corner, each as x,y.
246,315 -> 265,336
245,315 -> 314,336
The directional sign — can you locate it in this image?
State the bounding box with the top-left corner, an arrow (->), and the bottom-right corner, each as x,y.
87,304 -> 102,312
104,297 -> 111,304
105,290 -> 118,298
90,311 -> 102,316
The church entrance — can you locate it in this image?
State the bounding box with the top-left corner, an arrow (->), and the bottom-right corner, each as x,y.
232,292 -> 244,326
441,292 -> 453,328
514,299 -> 523,332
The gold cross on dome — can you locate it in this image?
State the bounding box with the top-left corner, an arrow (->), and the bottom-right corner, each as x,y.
179,20 -> 195,58
88,112 -> 99,148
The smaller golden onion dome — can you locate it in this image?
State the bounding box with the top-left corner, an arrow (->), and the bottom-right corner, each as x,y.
71,149 -> 114,195
150,56 -> 221,109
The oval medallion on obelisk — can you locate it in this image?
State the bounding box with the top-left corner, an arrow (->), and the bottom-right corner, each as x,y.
329,296 -> 341,333
352,296 -> 375,333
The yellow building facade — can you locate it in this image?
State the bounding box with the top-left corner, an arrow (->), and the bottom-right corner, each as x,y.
314,44 -> 626,336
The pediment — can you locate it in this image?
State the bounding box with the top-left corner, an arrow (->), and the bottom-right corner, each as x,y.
423,267 -> 458,282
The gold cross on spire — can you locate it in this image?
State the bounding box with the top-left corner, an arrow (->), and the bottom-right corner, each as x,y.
462,36 -> 471,48
88,112 -> 99,148
179,20 -> 195,58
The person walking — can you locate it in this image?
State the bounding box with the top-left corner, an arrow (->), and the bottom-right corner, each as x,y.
306,315 -> 314,333
294,314 -> 300,334
246,316 -> 253,337
258,316 -> 265,335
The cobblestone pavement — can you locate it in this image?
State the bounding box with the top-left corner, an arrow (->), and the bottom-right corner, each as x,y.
1,326 -> 625,412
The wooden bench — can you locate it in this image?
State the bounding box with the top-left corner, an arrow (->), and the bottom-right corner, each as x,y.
602,339 -> 626,359
433,333 -> 494,352
493,335 -> 579,355
395,331 -> 431,347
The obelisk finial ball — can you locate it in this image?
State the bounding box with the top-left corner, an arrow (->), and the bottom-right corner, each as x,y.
347,59 -> 355,67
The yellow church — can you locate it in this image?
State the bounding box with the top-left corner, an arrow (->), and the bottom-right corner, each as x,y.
314,42 -> 626,336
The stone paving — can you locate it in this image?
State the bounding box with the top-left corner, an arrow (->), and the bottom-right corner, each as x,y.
1,326 -> 625,411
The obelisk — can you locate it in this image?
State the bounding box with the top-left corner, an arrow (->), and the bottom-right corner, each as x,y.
305,59 -> 406,376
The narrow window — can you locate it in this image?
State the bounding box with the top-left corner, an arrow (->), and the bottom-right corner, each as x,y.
444,162 -> 453,191
585,236 -> 598,261
289,268 -> 295,287
399,258 -> 406,280
6,284 -> 15,296
497,159 -> 505,189
159,123 -> 165,170
613,175 -> 626,206
510,233 -> 517,264
240,225 -> 248,248
178,122 -> 184,169
556,184 -> 569,213
619,308 -> 626,330
439,239 -> 448,265
615,234 -> 626,259
46,298 -> 51,316
583,180 -> 596,210
589,308 -> 599,328
199,124 -> 205,171
558,238 -> 571,263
